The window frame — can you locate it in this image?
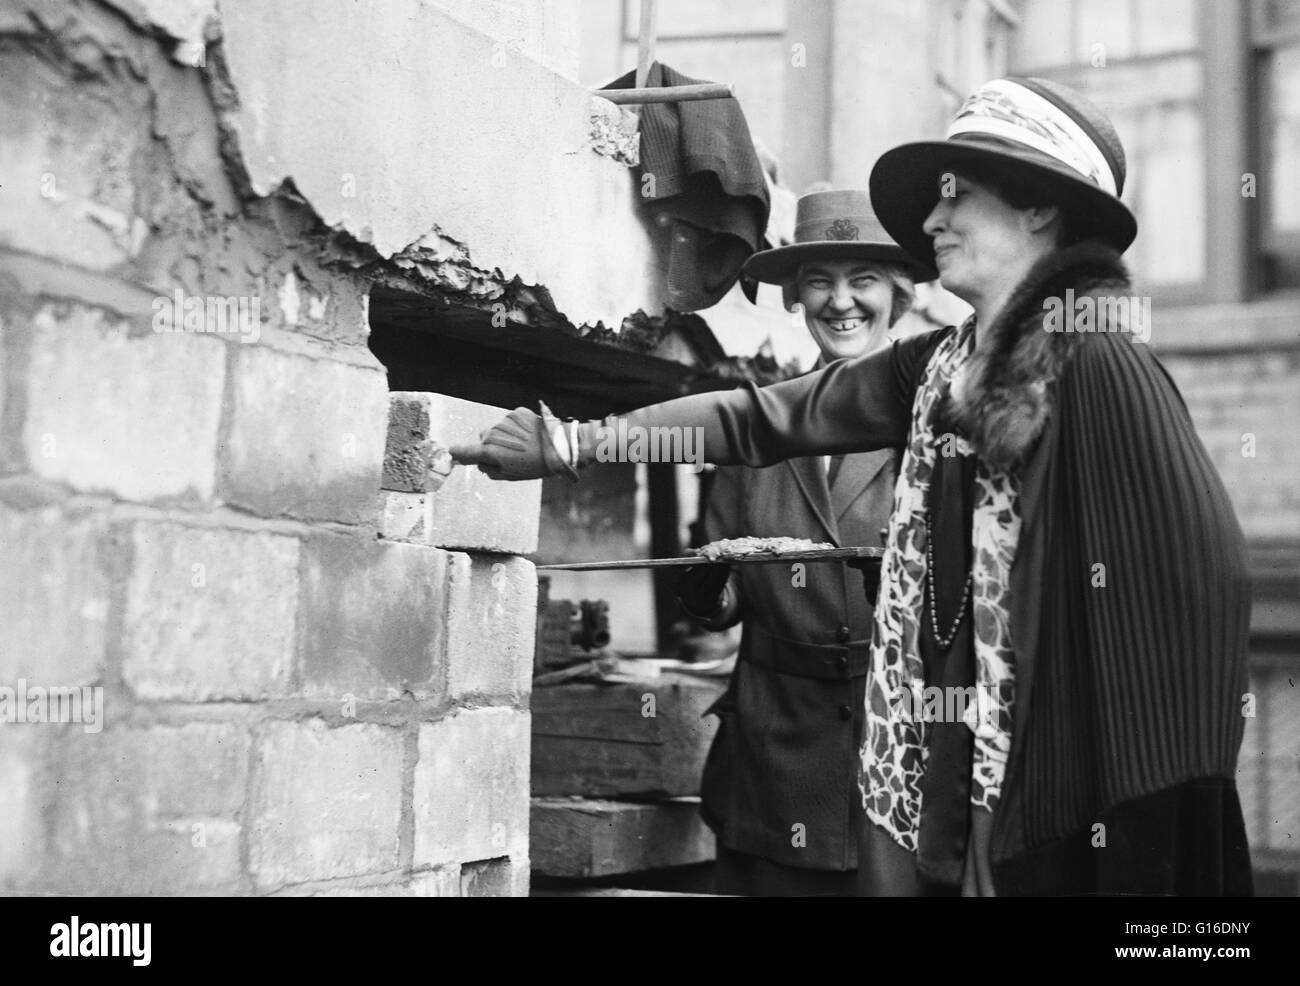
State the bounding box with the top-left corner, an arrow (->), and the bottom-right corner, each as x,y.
1250,2 -> 1300,296
1008,0 -> 1213,307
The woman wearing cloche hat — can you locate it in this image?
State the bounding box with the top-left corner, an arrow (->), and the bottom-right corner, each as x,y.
455,77 -> 1252,897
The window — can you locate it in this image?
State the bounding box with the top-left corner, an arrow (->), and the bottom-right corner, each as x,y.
1010,0 -> 1207,297
1254,0 -> 1300,290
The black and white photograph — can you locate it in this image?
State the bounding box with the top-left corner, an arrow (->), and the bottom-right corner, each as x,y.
0,0 -> 1295,951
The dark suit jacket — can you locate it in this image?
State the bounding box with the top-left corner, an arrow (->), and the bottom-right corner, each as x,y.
699,445 -> 896,871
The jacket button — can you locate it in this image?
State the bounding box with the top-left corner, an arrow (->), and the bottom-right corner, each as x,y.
837,654 -> 849,669
835,626 -> 851,643
838,704 -> 852,721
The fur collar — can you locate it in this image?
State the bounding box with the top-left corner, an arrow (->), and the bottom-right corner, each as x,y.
938,240 -> 1132,471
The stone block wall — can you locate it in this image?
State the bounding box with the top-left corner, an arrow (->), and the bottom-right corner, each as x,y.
0,0 -> 607,897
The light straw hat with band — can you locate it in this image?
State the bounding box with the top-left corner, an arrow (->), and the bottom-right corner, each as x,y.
868,77 -> 1138,271
743,188 -> 936,286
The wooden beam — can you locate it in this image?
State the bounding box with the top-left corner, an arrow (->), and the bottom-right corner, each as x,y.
635,0 -> 658,90
599,82 -> 735,105
530,797 -> 715,878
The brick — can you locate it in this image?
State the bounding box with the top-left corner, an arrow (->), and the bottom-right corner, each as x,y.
444,553 -> 536,701
296,868 -> 461,897
40,723 -> 249,895
249,719 -> 404,890
413,708 -> 530,867
1235,751 -> 1263,852
22,304 -> 225,502
220,347 -> 388,524
0,50 -> 148,271
299,534 -> 447,701
460,855 -> 529,897
381,392 -> 540,553
1264,754 -> 1300,853
0,502 -> 112,687
1264,668 -> 1300,762
0,728 -> 49,892
122,522 -> 300,700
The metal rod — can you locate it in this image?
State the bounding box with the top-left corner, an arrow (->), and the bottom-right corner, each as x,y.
598,82 -> 735,105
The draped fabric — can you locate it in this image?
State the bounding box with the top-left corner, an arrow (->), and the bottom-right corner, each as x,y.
859,321 -> 1021,874
991,322 -> 1253,893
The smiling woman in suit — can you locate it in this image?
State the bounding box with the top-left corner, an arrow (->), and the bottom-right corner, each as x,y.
673,190 -> 933,896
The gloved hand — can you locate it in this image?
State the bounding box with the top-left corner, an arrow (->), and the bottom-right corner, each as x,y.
449,402 -> 580,482
846,555 -> 884,606
677,563 -> 733,620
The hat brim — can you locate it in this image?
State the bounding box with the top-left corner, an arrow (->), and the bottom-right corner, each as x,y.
743,240 -> 936,285
869,140 -> 1138,272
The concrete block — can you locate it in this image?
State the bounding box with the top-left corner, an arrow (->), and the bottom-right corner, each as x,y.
460,855 -> 529,897
249,719 -> 404,891
0,502 -> 112,687
220,347 -> 387,524
382,392 -> 540,553
0,49 -> 148,271
1265,668 -> 1300,763
122,522 -> 300,700
22,304 -> 224,502
413,708 -> 530,867
444,553 -> 535,702
299,534 -> 447,701
1264,754 -> 1300,853
0,729 -> 49,891
40,723 -> 249,895
297,867 -> 461,897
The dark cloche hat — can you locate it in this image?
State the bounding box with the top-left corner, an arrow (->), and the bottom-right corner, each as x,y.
869,76 -> 1138,270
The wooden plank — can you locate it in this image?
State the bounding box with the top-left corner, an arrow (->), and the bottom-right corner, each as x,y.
531,676 -> 725,797
598,83 -> 735,105
531,797 -> 715,878
635,0 -> 657,90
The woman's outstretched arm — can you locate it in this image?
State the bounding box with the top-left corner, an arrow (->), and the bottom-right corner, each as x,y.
452,328 -> 944,479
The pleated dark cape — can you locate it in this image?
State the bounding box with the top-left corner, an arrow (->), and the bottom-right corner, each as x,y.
968,245 -> 1255,894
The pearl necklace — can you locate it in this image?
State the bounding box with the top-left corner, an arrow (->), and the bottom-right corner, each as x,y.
924,512 -> 973,650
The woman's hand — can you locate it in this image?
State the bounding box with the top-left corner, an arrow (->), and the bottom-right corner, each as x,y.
677,564 -> 735,620
449,402 -> 579,481
846,555 -> 884,606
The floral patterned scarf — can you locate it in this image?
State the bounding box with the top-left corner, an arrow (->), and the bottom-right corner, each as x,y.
858,320 -> 1023,851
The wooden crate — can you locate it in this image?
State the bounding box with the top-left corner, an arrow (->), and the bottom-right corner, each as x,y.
530,675 -> 725,797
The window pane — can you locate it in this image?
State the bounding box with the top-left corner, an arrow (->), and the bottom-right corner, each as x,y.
1011,0 -> 1074,70
1265,43 -> 1300,236
1134,103 -> 1205,282
1135,0 -> 1197,54
1075,0 -> 1134,62
1256,0 -> 1300,36
1032,57 -> 1206,285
